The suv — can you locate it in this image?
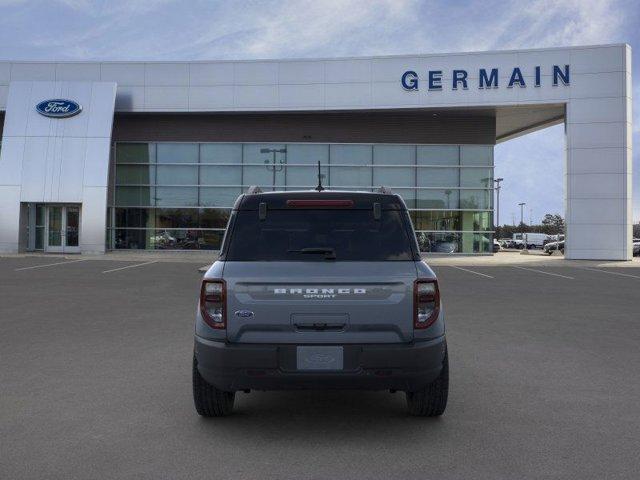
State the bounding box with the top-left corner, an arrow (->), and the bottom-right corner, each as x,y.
193,189 -> 448,417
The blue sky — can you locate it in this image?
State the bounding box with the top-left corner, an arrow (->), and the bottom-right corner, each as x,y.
0,0 -> 638,224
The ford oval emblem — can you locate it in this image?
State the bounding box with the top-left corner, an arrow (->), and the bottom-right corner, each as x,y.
234,310 -> 254,318
36,99 -> 82,118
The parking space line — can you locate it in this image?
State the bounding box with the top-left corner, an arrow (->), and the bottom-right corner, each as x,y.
513,266 -> 574,280
102,261 -> 158,274
580,267 -> 640,279
449,266 -> 494,278
15,259 -> 87,271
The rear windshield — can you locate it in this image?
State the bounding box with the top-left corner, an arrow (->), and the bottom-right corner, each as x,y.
224,209 -> 416,261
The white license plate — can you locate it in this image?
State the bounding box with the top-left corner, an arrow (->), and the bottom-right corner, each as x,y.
296,346 -> 344,371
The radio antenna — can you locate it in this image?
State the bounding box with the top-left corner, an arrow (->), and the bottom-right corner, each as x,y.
315,161 -> 325,192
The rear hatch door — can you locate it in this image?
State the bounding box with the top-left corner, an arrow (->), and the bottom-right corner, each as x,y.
224,261 -> 417,344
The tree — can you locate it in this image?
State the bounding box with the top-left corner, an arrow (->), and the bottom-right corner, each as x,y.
541,214 -> 565,234
541,213 -> 564,229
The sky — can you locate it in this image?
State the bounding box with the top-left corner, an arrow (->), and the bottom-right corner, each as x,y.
0,0 -> 638,225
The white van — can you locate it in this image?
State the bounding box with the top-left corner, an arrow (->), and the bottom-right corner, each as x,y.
512,233 -> 550,249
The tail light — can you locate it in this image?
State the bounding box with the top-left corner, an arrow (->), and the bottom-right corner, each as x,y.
286,199 -> 354,208
414,279 -> 440,329
200,279 -> 226,329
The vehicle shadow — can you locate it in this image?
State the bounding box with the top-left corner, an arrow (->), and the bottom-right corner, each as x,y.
192,390 -> 448,444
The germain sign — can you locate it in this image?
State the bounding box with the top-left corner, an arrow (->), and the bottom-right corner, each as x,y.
35,99 -> 82,118
401,65 -> 570,91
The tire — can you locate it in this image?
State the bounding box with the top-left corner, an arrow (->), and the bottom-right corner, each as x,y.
192,355 -> 235,417
405,349 -> 449,417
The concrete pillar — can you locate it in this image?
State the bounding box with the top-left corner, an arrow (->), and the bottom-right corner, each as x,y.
564,45 -> 632,260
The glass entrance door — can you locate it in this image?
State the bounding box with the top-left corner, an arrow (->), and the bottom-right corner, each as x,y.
45,205 -> 81,253
65,206 -> 80,251
46,206 -> 64,253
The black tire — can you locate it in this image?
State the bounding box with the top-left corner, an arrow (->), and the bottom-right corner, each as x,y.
405,349 -> 449,417
192,355 -> 235,417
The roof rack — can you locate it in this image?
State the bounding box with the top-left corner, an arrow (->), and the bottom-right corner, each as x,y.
376,186 -> 394,195
246,186 -> 263,194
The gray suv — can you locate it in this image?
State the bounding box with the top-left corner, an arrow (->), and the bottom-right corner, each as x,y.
193,189 -> 448,416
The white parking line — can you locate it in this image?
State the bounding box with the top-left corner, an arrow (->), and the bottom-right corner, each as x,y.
513,266 -> 574,280
102,261 -> 158,274
449,266 -> 494,278
580,267 -> 640,279
15,259 -> 87,271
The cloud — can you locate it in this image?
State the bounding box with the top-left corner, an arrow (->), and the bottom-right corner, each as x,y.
0,0 -> 632,60
489,0 -> 626,49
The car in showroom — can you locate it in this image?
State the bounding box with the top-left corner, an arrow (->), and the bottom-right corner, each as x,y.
193,188 -> 448,417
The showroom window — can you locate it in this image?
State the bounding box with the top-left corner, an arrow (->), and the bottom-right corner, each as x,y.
110,143 -> 494,252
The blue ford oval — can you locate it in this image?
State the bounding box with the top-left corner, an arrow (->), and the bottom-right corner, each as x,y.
36,99 -> 82,118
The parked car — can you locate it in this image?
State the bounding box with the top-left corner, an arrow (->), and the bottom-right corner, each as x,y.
544,234 -> 565,245
543,240 -> 565,255
193,189 -> 448,417
492,239 -> 501,253
633,238 -> 640,256
498,238 -> 517,249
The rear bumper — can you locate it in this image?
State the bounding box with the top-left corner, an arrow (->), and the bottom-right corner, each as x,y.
194,335 -> 447,392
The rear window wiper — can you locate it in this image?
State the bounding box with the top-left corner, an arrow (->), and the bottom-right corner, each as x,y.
287,247 -> 336,260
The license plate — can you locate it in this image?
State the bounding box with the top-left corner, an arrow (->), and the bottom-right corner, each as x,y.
296,346 -> 343,371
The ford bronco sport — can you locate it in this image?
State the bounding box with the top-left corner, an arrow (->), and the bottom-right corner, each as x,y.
193,188 -> 448,416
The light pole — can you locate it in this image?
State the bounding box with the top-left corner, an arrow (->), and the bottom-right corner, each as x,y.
518,202 -> 527,252
494,178 -> 503,227
261,147 -> 287,191
518,202 -> 526,226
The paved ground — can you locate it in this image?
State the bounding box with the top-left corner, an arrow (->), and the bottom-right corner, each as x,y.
1,256 -> 639,479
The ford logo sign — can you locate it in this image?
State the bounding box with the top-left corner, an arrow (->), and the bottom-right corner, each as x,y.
234,310 -> 254,318
36,99 -> 82,118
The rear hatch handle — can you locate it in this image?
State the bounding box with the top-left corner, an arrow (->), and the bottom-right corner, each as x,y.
291,313 -> 348,332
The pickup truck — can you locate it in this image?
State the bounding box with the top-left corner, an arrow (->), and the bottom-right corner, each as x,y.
193,189 -> 448,417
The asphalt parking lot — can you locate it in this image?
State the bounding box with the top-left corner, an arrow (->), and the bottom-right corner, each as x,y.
1,256 -> 639,479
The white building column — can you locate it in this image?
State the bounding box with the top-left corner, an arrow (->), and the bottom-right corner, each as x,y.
0,80 -> 116,254
565,45 -> 633,260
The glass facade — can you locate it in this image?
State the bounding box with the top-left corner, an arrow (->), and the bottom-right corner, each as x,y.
109,142 -> 494,253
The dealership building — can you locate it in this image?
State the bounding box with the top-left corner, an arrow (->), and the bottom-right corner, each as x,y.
0,44 -> 633,259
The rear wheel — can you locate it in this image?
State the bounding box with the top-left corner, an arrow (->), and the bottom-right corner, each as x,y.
406,349 -> 449,417
193,356 -> 235,417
